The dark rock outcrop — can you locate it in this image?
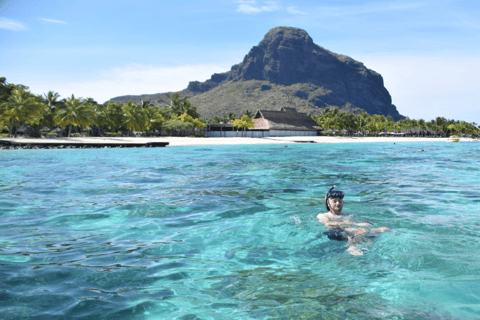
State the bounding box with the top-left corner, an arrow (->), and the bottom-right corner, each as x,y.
186,26 -> 403,120
111,27 -> 403,120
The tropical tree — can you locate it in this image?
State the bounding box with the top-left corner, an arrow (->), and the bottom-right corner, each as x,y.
0,77 -> 18,103
243,109 -> 254,117
160,93 -> 199,118
85,97 -> 99,106
122,100 -> 150,133
162,118 -> 194,136
233,114 -> 255,134
354,110 -> 369,134
0,99 -> 9,132
226,111 -> 236,121
55,94 -> 95,137
43,91 -> 61,108
161,113 -> 206,136
140,99 -> 154,109
96,101 -> 125,132
146,105 -> 167,132
178,112 -> 206,130
1,87 -> 46,137
39,91 -> 61,128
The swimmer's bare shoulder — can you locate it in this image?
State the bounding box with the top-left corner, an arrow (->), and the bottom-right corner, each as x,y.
316,212 -> 328,224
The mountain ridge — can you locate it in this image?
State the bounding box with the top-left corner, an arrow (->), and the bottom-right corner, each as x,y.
110,26 -> 404,120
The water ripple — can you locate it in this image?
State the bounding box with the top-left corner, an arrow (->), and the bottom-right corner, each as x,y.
1,143 -> 479,319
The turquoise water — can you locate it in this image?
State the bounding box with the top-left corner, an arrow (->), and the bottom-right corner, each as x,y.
1,142 -> 480,319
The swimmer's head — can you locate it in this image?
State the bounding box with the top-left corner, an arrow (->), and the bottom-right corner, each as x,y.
325,186 -> 345,212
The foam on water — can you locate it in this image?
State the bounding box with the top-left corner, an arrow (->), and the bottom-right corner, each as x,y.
1,142 -> 479,319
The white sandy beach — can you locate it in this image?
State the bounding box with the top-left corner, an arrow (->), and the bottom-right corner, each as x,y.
2,136 -> 478,147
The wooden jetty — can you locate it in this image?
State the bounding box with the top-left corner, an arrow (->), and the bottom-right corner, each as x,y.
0,139 -> 169,149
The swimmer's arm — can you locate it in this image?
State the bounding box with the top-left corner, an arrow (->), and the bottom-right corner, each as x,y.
371,226 -> 389,232
352,222 -> 371,227
317,214 -> 369,227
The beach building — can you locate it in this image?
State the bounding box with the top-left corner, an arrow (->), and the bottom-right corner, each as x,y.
203,123 -> 236,137
251,107 -> 322,137
204,107 -> 322,137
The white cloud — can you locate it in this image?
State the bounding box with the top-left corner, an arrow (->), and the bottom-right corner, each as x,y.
236,1 -> 280,14
28,64 -> 229,103
39,17 -> 67,24
357,55 -> 480,123
286,7 -> 307,15
0,17 -> 28,31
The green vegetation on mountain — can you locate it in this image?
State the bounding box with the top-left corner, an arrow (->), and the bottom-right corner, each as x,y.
110,80 -> 362,121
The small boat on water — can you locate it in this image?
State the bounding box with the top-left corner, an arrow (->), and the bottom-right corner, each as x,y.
447,135 -> 460,142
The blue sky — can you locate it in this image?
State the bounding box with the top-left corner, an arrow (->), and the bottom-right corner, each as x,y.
1,0 -> 479,123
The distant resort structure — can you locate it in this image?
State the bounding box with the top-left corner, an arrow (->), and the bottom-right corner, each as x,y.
205,107 -> 322,137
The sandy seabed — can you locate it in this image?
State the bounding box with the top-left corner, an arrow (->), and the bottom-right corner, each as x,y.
2,136 -> 478,147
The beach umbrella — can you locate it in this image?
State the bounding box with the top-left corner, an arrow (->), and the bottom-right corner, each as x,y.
16,125 -> 33,133
40,127 -> 51,133
51,127 -> 65,134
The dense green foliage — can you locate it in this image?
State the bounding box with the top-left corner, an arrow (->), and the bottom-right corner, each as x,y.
1,86 -> 46,136
311,108 -> 480,137
1,77 -> 479,137
0,77 -> 205,137
232,115 -> 255,130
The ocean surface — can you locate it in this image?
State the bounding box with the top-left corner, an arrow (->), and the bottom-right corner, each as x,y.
1,142 -> 479,320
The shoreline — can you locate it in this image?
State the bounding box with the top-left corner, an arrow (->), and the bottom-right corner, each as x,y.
1,136 -> 477,148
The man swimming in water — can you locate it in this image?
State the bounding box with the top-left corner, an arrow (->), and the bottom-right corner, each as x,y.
317,186 -> 388,256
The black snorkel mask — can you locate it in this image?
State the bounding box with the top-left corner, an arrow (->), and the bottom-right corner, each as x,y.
324,186 -> 345,211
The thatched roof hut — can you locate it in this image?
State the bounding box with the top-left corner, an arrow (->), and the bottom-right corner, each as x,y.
51,127 -> 65,134
253,108 -> 322,132
16,125 -> 33,133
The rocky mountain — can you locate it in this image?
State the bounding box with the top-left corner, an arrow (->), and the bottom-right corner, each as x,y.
110,27 -> 404,120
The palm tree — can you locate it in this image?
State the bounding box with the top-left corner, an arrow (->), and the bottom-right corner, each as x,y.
40,91 -> 61,128
366,114 -> 387,134
85,97 -> 99,105
160,93 -> 199,118
43,91 -> 61,108
97,101 -> 125,133
233,115 -> 255,136
354,110 -> 370,134
140,99 -> 154,109
1,87 -> 46,137
226,111 -> 236,122
243,109 -> 253,117
122,100 -> 149,134
55,95 -> 95,137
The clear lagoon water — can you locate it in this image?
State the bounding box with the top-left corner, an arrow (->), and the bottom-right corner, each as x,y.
1,142 -> 480,320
